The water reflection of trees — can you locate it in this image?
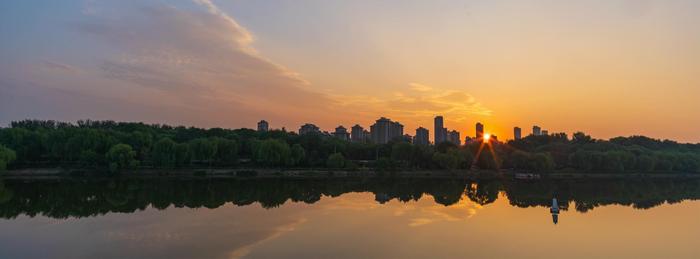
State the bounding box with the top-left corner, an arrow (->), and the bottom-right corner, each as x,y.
0,178 -> 699,219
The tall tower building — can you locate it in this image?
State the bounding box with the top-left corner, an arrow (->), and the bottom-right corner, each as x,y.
532,126 -> 542,136
514,127 -> 522,140
476,122 -> 484,138
434,116 -> 445,144
414,127 -> 429,145
257,120 -> 269,132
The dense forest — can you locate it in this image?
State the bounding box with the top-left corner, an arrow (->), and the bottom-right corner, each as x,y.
1,178 -> 699,219
0,119 -> 699,174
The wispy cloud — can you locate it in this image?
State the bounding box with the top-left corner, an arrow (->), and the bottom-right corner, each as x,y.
41,61 -> 81,74
409,82 -> 433,92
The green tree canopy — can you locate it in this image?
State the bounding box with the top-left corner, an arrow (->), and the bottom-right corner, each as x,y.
326,153 -> 346,168
0,145 -> 17,172
106,144 -> 137,173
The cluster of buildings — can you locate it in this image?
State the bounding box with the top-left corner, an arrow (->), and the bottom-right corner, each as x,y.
256,117 -> 551,146
433,116 -> 461,146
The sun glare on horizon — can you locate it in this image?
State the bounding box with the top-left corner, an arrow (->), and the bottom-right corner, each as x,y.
483,133 -> 491,142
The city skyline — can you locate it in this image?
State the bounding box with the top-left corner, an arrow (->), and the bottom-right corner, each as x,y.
2,0 -> 700,142
261,116 -> 567,143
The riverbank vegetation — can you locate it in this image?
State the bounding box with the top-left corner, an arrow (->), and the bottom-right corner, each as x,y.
0,119 -> 699,174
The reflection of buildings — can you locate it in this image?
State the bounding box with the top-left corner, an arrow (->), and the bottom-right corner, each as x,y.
550,198 -> 560,225
257,120 -> 269,132
375,193 -> 391,204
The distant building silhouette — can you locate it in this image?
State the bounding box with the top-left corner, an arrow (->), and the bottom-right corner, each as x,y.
351,124 -> 365,142
333,126 -> 350,141
514,127 -> 522,140
532,125 -> 542,136
362,129 -> 371,142
299,123 -> 320,135
257,120 -> 269,132
370,117 -> 403,144
542,130 -> 549,136
476,122 -> 484,138
464,136 -> 473,144
414,127 -> 430,145
448,130 -> 461,145
434,116 -> 445,144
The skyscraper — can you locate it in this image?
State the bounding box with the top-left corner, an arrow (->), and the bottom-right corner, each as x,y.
533,126 -> 541,136
476,122 -> 484,138
333,126 -> 350,141
448,130 -> 461,145
414,127 -> 429,145
370,117 -> 404,144
434,116 -> 445,144
351,124 -> 365,142
257,120 -> 269,132
514,127 -> 522,140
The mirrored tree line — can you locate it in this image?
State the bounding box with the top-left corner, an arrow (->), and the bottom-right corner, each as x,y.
1,178 -> 699,219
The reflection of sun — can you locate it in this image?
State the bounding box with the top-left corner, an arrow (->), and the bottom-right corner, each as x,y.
483,133 -> 491,142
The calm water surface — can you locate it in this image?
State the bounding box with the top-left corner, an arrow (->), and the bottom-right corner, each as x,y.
0,178 -> 699,258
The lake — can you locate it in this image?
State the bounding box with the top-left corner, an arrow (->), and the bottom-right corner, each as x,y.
0,177 -> 699,258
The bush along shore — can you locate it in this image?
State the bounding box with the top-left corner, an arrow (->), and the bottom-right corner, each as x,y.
1,119 -> 700,178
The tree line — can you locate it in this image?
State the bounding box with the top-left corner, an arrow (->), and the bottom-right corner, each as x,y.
0,119 -> 699,173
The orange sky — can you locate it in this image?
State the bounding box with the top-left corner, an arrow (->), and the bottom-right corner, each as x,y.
1,0 -> 699,142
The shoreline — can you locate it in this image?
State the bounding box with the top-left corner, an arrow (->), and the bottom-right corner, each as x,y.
3,168 -> 700,180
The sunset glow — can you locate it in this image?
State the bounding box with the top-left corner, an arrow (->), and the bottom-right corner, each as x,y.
1,0 -> 699,141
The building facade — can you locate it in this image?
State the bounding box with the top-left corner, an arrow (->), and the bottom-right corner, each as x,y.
476,122 -> 484,139
514,127 -> 522,140
533,126 -> 541,136
370,117 -> 404,144
448,130 -> 461,145
413,127 -> 429,145
333,126 -> 350,141
351,124 -> 365,142
299,123 -> 320,135
434,116 -> 445,144
257,120 -> 269,132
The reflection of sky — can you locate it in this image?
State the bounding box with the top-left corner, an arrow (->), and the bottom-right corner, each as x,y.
1,193 -> 700,258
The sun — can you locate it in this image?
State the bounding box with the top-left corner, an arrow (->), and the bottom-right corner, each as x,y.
483,133 -> 491,142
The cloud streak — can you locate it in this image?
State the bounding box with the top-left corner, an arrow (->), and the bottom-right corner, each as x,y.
334,83 -> 492,125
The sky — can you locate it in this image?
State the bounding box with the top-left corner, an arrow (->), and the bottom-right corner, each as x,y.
1,0 -> 699,142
